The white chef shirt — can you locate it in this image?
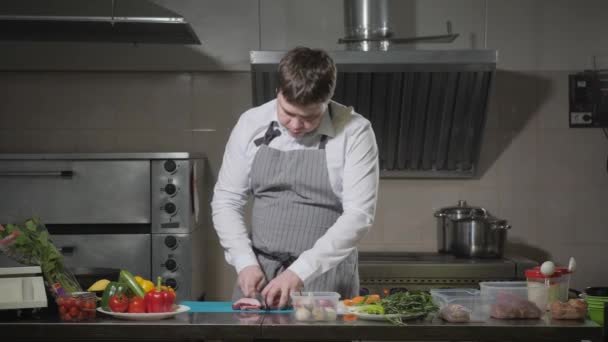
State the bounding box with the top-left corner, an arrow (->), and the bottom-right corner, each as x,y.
211,98 -> 379,283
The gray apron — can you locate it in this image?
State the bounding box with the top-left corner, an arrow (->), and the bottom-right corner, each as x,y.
232,108 -> 359,302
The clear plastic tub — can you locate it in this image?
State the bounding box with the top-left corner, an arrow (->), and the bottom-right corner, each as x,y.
480,281 -> 528,302
290,292 -> 340,321
430,288 -> 489,322
525,268 -> 561,311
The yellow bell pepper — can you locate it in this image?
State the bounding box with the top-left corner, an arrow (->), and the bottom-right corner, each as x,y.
134,275 -> 156,293
141,279 -> 155,293
161,285 -> 175,293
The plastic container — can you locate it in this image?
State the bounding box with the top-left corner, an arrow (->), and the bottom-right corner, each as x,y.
290,292 -> 339,321
56,291 -> 97,322
525,268 -> 562,311
430,288 -> 488,322
480,281 -> 529,302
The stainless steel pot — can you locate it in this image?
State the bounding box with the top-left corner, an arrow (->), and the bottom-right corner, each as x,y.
434,200 -> 486,253
451,215 -> 511,258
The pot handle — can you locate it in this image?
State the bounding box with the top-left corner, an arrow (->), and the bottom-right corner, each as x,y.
470,208 -> 488,219
434,212 -> 446,218
491,223 -> 511,230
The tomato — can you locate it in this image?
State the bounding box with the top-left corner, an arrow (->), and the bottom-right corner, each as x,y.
65,297 -> 76,309
109,294 -> 129,313
62,313 -> 72,322
69,306 -> 79,317
343,299 -> 353,306
78,311 -> 88,321
127,297 -> 146,313
85,300 -> 97,310
59,306 -> 67,315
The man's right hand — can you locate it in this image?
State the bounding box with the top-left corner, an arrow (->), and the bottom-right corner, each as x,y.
237,265 -> 266,298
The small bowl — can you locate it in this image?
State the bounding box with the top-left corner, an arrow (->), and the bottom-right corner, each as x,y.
585,287 -> 608,297
588,307 -> 604,325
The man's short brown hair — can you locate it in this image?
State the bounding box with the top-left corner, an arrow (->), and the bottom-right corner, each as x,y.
277,47 -> 337,106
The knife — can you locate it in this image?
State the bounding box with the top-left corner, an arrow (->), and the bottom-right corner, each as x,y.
254,292 -> 269,310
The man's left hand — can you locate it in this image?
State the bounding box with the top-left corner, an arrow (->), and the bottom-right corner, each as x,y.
261,270 -> 303,309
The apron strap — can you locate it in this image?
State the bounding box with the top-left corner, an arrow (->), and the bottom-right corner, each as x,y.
252,246 -> 297,278
254,121 -> 281,146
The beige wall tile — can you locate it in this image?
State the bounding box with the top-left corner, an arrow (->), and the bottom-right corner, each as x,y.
191,72 -> 251,132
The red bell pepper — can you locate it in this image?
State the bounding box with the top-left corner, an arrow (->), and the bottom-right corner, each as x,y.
145,276 -> 176,313
162,285 -> 176,312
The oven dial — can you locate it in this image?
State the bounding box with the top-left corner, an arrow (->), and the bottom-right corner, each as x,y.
164,183 -> 177,196
164,160 -> 177,173
165,278 -> 178,290
165,259 -> 178,271
164,202 -> 177,215
164,236 -> 178,249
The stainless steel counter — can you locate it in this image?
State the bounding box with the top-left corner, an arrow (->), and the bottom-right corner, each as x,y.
1,311 -> 603,342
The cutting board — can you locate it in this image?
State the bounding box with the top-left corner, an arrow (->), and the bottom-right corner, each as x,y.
180,301 -> 293,313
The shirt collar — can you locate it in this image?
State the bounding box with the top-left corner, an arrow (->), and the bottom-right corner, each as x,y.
273,101 -> 336,138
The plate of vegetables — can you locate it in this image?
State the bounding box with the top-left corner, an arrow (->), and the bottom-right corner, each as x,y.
342,292 -> 438,324
97,304 -> 190,321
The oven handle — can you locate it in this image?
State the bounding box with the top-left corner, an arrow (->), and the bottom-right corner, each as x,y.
0,170 -> 74,178
58,246 -> 76,255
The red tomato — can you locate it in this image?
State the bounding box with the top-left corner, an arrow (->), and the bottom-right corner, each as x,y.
85,300 -> 97,310
65,297 -> 76,309
69,306 -> 79,317
78,311 -> 88,321
59,306 -> 67,315
62,313 -> 72,322
74,299 -> 83,309
109,294 -> 129,313
128,297 -> 146,313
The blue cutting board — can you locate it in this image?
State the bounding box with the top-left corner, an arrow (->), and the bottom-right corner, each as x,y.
180,301 -> 293,313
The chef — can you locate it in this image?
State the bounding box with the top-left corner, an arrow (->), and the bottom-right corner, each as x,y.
212,46 -> 379,309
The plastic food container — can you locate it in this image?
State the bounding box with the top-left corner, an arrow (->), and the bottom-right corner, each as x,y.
555,267 -> 571,301
430,288 -> 489,322
525,269 -> 562,311
56,291 -> 97,322
479,281 -> 528,308
290,292 -> 339,321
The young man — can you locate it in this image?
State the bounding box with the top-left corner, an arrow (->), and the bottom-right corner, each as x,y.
212,47 -> 379,309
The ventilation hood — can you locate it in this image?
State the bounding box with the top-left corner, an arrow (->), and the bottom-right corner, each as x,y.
250,0 -> 497,178
0,0 -> 200,44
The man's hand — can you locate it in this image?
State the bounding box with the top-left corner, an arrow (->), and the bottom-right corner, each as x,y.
261,270 -> 303,309
238,265 -> 266,298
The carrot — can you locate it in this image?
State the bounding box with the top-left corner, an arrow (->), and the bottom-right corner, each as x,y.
343,299 -> 353,306
351,296 -> 365,304
365,294 -> 381,304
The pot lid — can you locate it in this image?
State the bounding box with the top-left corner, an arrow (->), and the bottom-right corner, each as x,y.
434,200 -> 486,219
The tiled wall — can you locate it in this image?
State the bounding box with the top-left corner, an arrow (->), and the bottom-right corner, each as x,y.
1,0 -> 607,299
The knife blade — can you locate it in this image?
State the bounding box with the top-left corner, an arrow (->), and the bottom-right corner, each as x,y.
254,292 -> 268,310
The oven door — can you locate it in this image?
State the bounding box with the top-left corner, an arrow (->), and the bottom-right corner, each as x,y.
0,160 -> 150,224
52,234 -> 151,280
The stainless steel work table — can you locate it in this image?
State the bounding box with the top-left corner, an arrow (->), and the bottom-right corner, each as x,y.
1,311 -> 604,341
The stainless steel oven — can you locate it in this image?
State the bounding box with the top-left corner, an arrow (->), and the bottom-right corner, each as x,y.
0,153 -> 206,302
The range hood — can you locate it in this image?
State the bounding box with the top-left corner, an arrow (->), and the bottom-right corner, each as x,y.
250,0 -> 497,178
0,0 -> 200,44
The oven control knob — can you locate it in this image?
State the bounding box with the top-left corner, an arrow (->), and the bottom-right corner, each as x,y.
164,236 -> 178,249
359,288 -> 370,296
164,183 -> 177,196
164,202 -> 177,215
164,160 -> 177,173
165,278 -> 178,290
165,259 -> 178,271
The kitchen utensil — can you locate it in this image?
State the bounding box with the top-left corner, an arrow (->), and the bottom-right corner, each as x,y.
434,200 -> 486,253
451,213 -> 511,258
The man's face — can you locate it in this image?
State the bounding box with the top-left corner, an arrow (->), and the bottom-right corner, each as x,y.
276,91 -> 326,138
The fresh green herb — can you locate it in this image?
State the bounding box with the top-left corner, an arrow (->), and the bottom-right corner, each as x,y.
379,291 -> 438,316
0,218 -> 81,295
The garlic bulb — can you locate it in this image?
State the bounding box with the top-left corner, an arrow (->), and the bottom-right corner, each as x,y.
294,307 -> 311,321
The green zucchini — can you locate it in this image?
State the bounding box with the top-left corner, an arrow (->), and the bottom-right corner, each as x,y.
100,282 -> 128,311
119,269 -> 146,298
